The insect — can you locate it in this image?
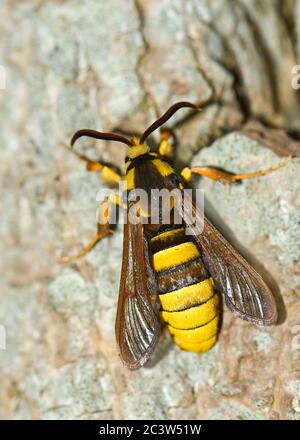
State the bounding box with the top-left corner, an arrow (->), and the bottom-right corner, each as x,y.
59,102 -> 290,369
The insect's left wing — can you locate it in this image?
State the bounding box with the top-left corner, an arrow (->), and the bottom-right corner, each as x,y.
115,214 -> 160,369
178,193 -> 277,326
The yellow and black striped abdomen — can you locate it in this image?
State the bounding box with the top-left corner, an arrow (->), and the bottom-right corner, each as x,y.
150,227 -> 220,352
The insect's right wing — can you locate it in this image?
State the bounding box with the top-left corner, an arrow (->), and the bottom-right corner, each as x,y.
179,193 -> 277,325
115,214 -> 160,370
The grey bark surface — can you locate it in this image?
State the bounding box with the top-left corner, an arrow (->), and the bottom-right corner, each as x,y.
0,0 -> 300,419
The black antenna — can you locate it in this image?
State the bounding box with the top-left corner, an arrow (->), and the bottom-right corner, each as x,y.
71,129 -> 132,148
139,102 -> 198,144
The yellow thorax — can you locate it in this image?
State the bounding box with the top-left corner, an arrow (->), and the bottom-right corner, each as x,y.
127,138 -> 150,159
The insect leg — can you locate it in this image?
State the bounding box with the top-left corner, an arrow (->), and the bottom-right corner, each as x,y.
158,128 -> 175,160
181,155 -> 291,184
58,194 -> 121,263
61,142 -> 122,186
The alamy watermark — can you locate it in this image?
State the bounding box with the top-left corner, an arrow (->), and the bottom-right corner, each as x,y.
95,184 -> 205,235
291,65 -> 300,90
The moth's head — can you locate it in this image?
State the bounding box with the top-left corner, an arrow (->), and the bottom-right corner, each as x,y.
126,137 -> 150,159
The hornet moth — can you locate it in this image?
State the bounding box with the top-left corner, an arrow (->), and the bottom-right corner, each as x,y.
59,102 -> 290,369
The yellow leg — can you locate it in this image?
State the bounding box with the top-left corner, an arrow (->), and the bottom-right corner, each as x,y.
57,196 -> 118,263
158,128 -> 175,160
61,142 -> 122,186
180,167 -> 192,183
183,155 -> 291,184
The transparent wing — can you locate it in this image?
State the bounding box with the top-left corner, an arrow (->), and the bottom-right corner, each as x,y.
115,215 -> 160,369
179,193 -> 277,325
